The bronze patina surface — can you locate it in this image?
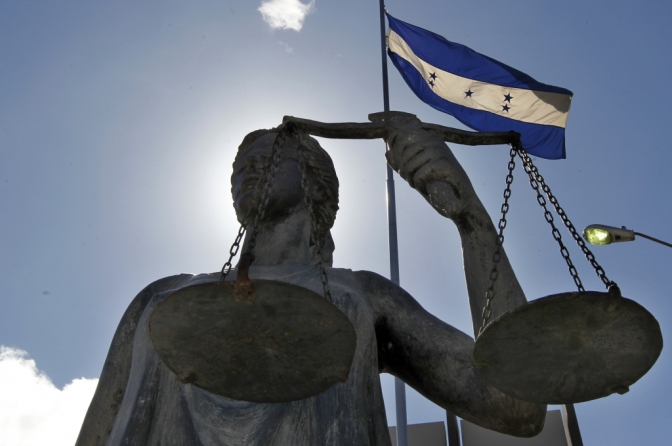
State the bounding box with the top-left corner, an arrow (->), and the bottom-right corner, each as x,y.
473,291 -> 663,404
149,279 -> 357,403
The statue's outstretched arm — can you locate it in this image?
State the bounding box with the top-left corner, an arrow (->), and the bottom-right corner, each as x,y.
358,270 -> 545,437
384,115 -> 526,336
75,274 -> 191,446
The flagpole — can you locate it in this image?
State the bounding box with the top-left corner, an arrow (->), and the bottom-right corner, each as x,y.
378,4 -> 408,446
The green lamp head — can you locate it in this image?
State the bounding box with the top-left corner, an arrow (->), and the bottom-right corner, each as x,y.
583,224 -> 635,246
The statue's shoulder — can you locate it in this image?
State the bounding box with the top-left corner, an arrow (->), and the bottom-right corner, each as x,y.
117,273 -> 195,348
350,269 -> 398,292
322,268 -> 392,290
103,274 -> 194,380
349,269 -> 423,313
111,274 -> 196,358
140,273 -> 197,296
75,272 -> 194,446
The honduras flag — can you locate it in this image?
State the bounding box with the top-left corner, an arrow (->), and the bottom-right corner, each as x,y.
386,14 -> 572,160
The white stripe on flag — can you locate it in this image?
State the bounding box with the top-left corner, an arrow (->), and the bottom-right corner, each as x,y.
387,30 -> 571,128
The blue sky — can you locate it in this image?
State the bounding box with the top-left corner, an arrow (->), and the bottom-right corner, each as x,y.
2,0 -> 672,444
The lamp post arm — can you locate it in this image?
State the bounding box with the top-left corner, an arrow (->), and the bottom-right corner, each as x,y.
634,232 -> 672,249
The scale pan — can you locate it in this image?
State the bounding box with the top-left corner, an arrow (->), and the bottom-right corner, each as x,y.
150,279 -> 357,403
473,291 -> 662,404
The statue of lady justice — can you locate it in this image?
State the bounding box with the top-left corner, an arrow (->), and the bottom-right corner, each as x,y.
76,114 -> 546,445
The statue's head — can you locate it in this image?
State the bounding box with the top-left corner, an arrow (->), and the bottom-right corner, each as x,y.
231,128 -> 339,244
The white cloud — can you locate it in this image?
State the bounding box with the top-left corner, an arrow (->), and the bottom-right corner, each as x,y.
258,0 -> 315,31
278,41 -> 294,54
0,346 -> 98,446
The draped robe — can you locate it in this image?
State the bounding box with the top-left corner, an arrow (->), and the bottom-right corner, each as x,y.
78,266 -> 394,446
77,264 -> 543,445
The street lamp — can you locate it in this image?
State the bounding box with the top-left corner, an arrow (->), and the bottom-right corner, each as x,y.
583,224 -> 672,249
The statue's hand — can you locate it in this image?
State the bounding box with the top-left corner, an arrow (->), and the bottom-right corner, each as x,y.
385,118 -> 477,220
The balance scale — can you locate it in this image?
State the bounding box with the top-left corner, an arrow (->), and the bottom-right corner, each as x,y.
149,112 -> 662,405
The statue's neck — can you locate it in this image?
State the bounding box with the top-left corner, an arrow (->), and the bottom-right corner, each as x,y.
239,208 -> 326,267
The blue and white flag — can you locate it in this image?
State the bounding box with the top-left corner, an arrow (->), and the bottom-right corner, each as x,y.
386,14 -> 573,160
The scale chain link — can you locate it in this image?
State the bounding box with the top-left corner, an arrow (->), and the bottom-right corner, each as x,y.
220,224 -> 247,279
520,151 -> 585,292
220,128 -> 288,280
479,146 -> 517,335
518,150 -> 616,290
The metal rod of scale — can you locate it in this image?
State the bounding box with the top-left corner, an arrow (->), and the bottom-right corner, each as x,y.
377,3 -> 408,446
